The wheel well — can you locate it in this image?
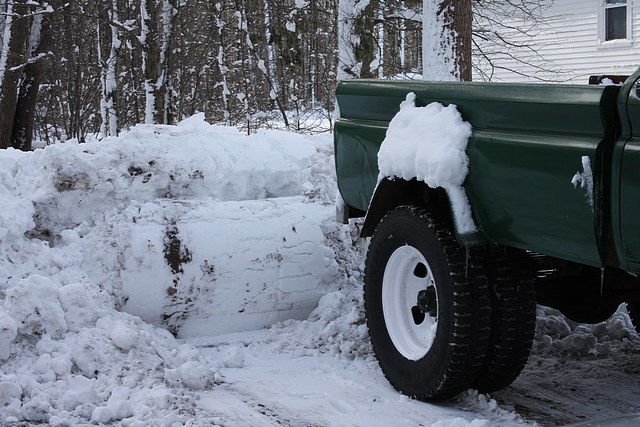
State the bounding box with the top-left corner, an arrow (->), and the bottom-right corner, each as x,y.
360,178 -> 452,237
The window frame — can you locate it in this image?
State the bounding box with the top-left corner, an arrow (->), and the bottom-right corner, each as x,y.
598,0 -> 633,48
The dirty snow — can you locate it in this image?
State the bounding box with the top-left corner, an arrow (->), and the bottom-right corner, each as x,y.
377,92 -> 477,233
0,115 -> 639,426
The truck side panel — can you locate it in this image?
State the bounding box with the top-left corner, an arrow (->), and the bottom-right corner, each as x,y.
334,119 -> 387,212
466,131 -> 602,267
335,80 -> 619,268
619,138 -> 640,272
617,73 -> 640,275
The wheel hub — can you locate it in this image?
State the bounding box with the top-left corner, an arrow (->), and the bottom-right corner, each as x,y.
382,245 -> 439,361
417,288 -> 437,317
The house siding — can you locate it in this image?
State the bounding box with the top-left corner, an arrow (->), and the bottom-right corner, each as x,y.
474,0 -> 640,83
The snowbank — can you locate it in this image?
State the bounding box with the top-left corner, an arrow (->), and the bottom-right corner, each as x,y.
1,114 -> 338,338
1,273 -> 222,425
0,115 -> 345,424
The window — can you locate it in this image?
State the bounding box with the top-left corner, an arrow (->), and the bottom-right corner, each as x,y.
604,0 -> 628,41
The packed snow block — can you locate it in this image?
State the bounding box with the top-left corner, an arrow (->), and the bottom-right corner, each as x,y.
119,197 -> 339,338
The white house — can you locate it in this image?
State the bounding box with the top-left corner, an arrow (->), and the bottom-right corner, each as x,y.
474,0 -> 640,83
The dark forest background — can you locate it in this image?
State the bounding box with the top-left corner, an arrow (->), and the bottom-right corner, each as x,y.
0,0 -> 551,149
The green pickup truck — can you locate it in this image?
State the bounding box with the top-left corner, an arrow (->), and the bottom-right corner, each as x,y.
334,69 -> 640,400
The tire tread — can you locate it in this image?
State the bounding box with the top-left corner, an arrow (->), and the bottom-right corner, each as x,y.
364,205 -> 492,400
473,245 -> 536,392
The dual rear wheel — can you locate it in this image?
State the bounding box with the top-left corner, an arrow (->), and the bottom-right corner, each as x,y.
364,205 -> 536,400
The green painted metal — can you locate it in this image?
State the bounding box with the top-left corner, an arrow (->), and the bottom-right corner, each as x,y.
334,119 -> 387,212
335,78 -> 626,269
616,68 -> 640,275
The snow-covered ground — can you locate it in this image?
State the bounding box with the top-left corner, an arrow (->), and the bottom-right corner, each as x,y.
1,115 -> 639,426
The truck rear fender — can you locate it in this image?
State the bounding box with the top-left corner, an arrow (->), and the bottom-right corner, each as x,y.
361,178 -> 488,247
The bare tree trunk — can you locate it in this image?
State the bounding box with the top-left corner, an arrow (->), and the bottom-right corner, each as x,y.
354,0 -> 378,78
98,0 -> 121,137
449,0 -> 472,81
337,0 -> 377,80
214,3 -> 231,127
162,0 -> 179,125
140,0 -> 178,124
235,0 -> 253,133
60,0 -> 86,142
141,0 -> 162,124
423,0 -> 472,81
256,0 -> 289,128
0,0 -> 30,149
11,5 -> 53,151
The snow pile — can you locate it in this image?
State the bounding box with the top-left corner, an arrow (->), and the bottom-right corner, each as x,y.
534,305 -> 640,358
202,219 -> 373,361
0,115 -> 343,425
21,113 -> 319,234
1,114 -> 340,338
377,92 -> 476,233
261,220 -> 372,360
0,275 -> 221,425
262,287 -> 370,358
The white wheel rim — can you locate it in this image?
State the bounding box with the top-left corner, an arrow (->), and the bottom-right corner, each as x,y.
382,245 -> 438,361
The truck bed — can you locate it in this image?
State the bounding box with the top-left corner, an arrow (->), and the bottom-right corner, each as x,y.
335,79 -> 621,268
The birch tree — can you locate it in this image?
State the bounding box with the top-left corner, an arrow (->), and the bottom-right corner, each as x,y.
140,0 -> 178,124
243,3 -> 289,128
212,1 -> 232,126
98,0 -> 121,137
233,0 -> 253,132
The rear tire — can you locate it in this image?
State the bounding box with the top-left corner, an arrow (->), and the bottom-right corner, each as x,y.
364,205 -> 491,400
473,245 -> 537,393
